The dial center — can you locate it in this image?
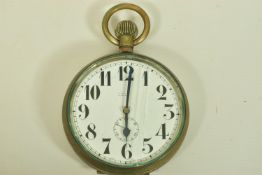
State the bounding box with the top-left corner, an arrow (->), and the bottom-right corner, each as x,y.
123,107 -> 130,114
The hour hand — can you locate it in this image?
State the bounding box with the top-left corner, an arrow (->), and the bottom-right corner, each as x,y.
123,126 -> 130,140
123,109 -> 131,140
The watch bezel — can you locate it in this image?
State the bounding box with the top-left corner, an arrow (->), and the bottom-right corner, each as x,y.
63,52 -> 189,175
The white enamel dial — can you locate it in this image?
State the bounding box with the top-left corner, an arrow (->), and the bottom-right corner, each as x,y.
67,54 -> 186,167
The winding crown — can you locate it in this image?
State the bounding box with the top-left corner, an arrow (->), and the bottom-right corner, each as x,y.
115,20 -> 138,39
115,20 -> 138,52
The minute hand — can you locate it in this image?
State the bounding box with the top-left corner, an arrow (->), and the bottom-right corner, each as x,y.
125,70 -> 133,107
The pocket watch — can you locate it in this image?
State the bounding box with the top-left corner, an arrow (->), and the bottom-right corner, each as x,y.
63,3 -> 189,175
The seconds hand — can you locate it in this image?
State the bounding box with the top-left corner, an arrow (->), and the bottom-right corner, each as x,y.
123,69 -> 133,141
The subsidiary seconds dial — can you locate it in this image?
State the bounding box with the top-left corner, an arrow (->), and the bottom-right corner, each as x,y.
65,53 -> 187,168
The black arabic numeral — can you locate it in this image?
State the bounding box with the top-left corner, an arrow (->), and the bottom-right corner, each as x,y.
100,71 -> 111,86
85,123 -> 96,140
78,104 -> 89,119
156,123 -> 169,139
86,85 -> 100,100
119,66 -> 134,81
142,138 -> 153,154
119,66 -> 123,81
163,104 -> 175,120
156,85 -> 167,100
102,138 -> 111,154
144,71 -> 148,86
121,143 -> 132,159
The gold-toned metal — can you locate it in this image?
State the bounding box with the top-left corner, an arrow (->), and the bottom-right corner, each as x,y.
97,170 -> 105,174
115,20 -> 138,52
115,20 -> 138,39
102,3 -> 150,47
123,107 -> 130,114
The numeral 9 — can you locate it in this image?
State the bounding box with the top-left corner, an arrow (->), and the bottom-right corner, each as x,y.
78,104 -> 89,119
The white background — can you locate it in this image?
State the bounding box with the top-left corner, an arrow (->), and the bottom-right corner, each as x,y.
0,0 -> 262,175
